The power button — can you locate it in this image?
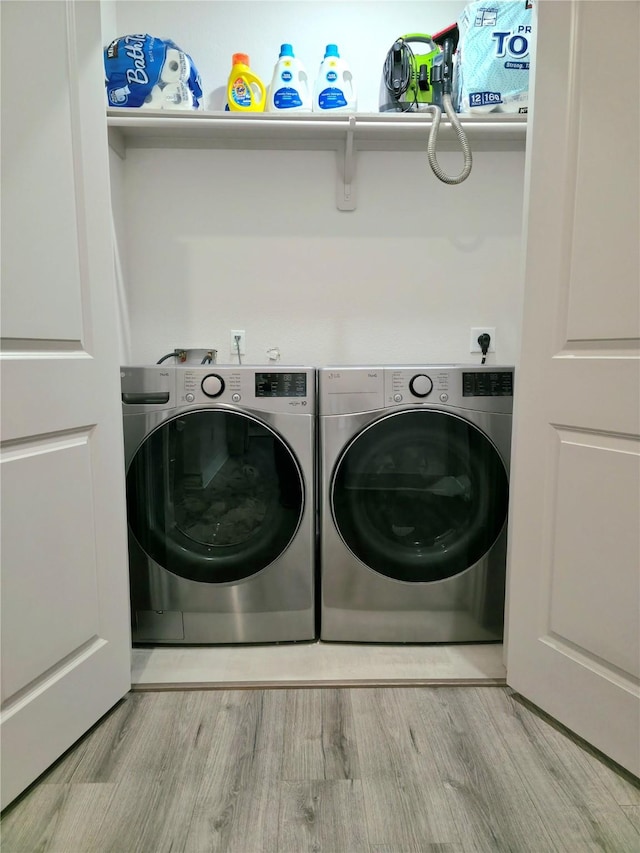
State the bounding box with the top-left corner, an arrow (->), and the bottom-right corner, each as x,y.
185,393 -> 195,403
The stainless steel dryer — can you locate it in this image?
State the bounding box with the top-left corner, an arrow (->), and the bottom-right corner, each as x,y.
319,365 -> 514,643
122,365 -> 315,644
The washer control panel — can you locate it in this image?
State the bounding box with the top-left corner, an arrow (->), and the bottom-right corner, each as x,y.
178,366 -> 315,413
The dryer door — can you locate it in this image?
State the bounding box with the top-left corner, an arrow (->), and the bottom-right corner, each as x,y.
126,410 -> 304,583
331,410 -> 508,582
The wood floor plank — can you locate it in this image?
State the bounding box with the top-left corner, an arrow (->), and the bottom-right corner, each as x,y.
277,780 -> 369,852
99,691 -> 235,852
413,687 -> 561,852
509,690 -> 640,807
622,805 -> 640,833
0,783 -> 116,853
280,688 -> 361,781
42,784 -> 118,853
475,688 -> 640,852
350,687 -> 434,781
87,779 -> 200,853
181,689 -> 287,852
350,688 -> 463,847
360,778 -> 464,850
41,691 -> 195,785
370,846 -> 464,853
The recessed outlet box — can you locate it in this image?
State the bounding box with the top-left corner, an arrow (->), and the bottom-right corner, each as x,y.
470,327 -> 496,353
230,329 -> 246,355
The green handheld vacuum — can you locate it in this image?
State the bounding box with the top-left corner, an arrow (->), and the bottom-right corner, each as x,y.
379,34 -> 441,112
380,23 -> 472,185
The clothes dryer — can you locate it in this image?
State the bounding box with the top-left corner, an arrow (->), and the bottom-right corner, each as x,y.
319,365 -> 513,643
122,365 -> 315,644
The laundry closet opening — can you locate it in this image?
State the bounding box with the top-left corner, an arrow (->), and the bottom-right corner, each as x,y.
105,1 -> 527,683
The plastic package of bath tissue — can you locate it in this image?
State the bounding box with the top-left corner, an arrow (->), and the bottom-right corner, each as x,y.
104,34 -> 202,109
140,82 -> 195,110
160,48 -> 192,84
455,1 -> 533,114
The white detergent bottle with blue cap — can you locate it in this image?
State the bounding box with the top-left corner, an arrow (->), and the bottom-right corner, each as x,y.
312,44 -> 357,113
268,44 -> 311,112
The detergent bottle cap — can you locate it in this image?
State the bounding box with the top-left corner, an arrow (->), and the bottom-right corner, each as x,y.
324,44 -> 340,58
232,53 -> 250,67
279,43 -> 295,58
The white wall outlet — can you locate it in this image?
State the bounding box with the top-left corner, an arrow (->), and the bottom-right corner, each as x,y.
470,327 -> 496,353
230,329 -> 246,355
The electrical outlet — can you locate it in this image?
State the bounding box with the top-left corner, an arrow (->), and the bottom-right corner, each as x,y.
230,329 -> 246,355
470,327 -> 496,353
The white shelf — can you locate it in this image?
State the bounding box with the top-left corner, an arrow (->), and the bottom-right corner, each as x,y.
107,109 -> 527,209
107,108 -> 527,149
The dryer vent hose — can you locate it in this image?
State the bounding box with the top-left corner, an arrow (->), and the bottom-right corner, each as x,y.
424,94 -> 472,185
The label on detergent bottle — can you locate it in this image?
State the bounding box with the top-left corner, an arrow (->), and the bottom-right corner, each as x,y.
318,68 -> 347,110
231,76 -> 252,108
274,69 -> 302,109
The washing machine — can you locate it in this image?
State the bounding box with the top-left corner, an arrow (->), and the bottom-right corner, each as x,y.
122,364 -> 316,644
319,365 -> 514,643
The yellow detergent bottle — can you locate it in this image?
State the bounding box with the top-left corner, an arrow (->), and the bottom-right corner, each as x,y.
227,53 -> 266,112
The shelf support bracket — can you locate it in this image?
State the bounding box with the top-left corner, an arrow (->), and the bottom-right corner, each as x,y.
337,115 -> 356,211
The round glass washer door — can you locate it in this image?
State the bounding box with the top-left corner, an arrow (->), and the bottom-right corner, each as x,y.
126,409 -> 304,584
331,409 -> 509,582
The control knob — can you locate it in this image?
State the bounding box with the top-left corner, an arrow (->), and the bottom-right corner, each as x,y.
201,373 -> 225,398
409,374 -> 433,398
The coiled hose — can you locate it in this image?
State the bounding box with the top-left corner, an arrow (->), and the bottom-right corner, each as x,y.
381,38 -> 472,185
424,93 -> 472,184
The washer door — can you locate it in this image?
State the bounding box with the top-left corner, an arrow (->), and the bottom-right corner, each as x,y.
331,410 -> 508,582
126,410 -> 304,583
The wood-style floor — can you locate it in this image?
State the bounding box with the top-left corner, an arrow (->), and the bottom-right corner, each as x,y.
1,687 -> 638,852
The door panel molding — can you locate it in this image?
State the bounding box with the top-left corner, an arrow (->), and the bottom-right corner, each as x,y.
65,0 -> 94,355
1,339 -> 86,354
556,341 -> 640,355
540,634 -> 640,691
1,636 -> 105,716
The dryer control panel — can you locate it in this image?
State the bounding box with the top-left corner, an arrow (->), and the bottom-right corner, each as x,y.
385,367 -> 513,413
319,366 -> 513,415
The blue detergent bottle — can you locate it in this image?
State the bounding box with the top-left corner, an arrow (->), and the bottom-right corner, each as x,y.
312,44 -> 357,113
267,44 -> 311,112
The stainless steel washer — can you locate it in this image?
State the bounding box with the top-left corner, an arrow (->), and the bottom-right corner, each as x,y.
319,365 -> 514,643
122,365 -> 316,644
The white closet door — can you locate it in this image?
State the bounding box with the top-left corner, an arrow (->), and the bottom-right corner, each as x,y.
0,1 -> 131,808
506,0 -> 640,775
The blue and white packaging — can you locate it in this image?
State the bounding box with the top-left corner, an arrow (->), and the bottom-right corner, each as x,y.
104,34 -> 203,109
456,1 -> 533,114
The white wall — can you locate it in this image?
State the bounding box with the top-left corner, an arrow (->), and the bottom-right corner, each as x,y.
108,1 -> 526,367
